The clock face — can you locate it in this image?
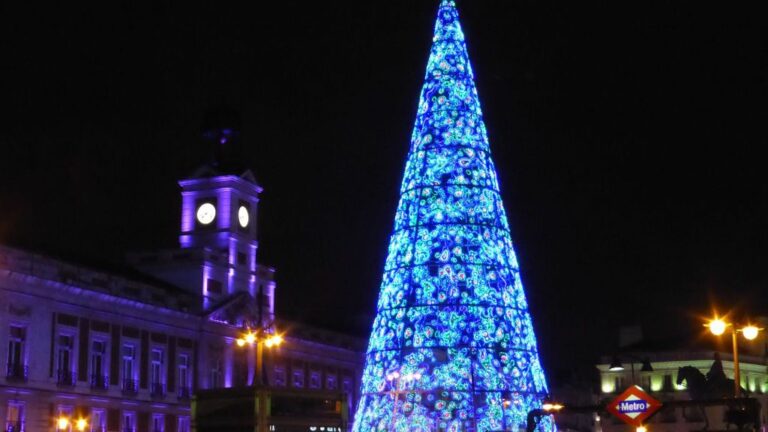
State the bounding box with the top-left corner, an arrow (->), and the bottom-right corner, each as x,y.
196,203 -> 216,225
238,205 -> 250,228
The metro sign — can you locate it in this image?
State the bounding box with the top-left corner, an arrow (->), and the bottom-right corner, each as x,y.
607,385 -> 662,427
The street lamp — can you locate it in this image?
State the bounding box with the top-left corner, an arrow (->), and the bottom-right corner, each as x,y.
705,316 -> 763,397
75,419 -> 88,432
57,418 -> 69,431
234,327 -> 284,432
387,370 -> 422,432
234,329 -> 283,386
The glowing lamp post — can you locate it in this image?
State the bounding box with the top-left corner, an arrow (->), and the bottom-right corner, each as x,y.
234,330 -> 283,386
56,417 -> 87,432
234,328 -> 283,432
705,317 -> 762,397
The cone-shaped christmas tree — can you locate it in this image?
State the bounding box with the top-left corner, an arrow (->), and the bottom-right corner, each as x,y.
353,1 -> 551,431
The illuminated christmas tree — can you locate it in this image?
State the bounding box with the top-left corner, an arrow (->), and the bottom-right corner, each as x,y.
352,1 -> 552,431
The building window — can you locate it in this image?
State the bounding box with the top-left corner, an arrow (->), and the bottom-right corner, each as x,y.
342,377 -> 352,393
210,359 -> 223,389
90,340 -> 107,389
292,369 -> 304,388
122,344 -> 137,393
91,409 -> 105,432
178,354 -> 191,398
6,325 -> 26,380
150,349 -> 165,396
309,371 -> 321,389
122,412 -> 135,432
151,414 -> 164,432
57,406 -> 74,432
237,253 -> 247,266
274,366 -> 286,387
57,335 -> 75,386
177,416 -> 190,432
326,374 -> 337,390
6,401 -> 24,432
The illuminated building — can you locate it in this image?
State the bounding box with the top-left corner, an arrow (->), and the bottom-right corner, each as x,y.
0,123 -> 363,432
592,326 -> 768,432
352,1 -> 550,431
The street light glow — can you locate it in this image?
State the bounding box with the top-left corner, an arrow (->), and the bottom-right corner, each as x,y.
269,335 -> 283,347
236,338 -> 246,347
742,325 -> 760,340
244,332 -> 256,344
57,418 -> 69,430
637,426 -> 647,432
75,419 -> 88,431
542,403 -> 564,412
708,318 -> 727,336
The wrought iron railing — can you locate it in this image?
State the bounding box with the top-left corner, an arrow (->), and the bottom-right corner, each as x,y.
90,374 -> 109,390
5,364 -> 28,382
150,382 -> 166,399
122,378 -> 138,395
177,386 -> 192,400
56,369 -> 76,386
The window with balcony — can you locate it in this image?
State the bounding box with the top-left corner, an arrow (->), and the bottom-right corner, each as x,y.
122,344 -> 137,394
6,401 -> 24,432
56,335 -> 75,386
57,406 -> 73,432
177,354 -> 191,399
150,349 -> 165,398
6,326 -> 27,381
90,409 -> 105,432
122,412 -> 135,432
90,341 -> 108,390
177,416 -> 190,432
151,414 -> 164,432
210,359 -> 223,389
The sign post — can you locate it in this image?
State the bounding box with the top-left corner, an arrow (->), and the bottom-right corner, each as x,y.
606,386 -> 662,427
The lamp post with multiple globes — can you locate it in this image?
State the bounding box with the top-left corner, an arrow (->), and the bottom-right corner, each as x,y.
705,316 -> 762,398
234,326 -> 283,432
56,417 -> 88,432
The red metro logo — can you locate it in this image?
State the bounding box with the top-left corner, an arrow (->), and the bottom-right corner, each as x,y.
607,385 -> 663,427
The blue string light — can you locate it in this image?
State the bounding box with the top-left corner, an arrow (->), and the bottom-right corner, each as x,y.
353,1 -> 551,431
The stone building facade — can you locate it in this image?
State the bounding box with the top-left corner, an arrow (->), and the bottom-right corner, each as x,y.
0,159 -> 364,432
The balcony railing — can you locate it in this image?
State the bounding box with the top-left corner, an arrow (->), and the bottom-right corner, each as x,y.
150,382 -> 166,399
5,420 -> 24,432
5,364 -> 28,382
90,374 -> 109,390
56,370 -> 76,387
122,378 -> 138,395
178,386 -> 192,400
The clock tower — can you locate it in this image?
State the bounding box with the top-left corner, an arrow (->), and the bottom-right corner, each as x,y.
130,117 -> 275,318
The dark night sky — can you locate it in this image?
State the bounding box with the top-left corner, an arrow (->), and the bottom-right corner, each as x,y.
1,1 -> 767,379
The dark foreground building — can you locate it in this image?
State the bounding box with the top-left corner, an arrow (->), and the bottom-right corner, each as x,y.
0,134 -> 364,432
